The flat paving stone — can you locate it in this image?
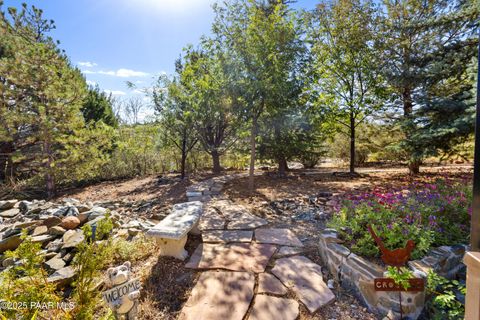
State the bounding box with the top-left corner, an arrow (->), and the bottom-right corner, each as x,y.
198,208 -> 226,231
257,273 -> 288,295
248,295 -> 299,320
227,216 -> 268,230
185,242 -> 276,273
271,256 -> 335,313
179,271 -> 254,320
202,230 -> 253,243
255,229 -> 303,247
276,246 -> 304,257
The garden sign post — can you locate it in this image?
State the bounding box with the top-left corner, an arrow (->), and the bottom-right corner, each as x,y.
464,28 -> 480,320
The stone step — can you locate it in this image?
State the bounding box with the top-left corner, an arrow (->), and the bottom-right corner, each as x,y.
255,228 -> 303,247
271,256 -> 335,313
202,230 -> 253,243
186,242 -> 276,273
248,295 -> 299,320
179,271 -> 254,320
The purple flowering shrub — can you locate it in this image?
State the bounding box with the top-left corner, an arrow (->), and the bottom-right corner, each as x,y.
328,177 -> 472,260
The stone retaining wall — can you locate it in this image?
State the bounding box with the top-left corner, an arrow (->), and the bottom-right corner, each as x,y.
319,229 -> 466,319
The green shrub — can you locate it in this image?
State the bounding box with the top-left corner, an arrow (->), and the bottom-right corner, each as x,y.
71,216 -> 114,319
106,235 -> 156,265
0,230 -> 63,319
426,271 -> 465,320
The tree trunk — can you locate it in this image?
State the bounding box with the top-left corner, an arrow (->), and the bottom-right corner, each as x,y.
0,141 -> 14,183
211,149 -> 222,174
180,137 -> 187,180
402,87 -> 421,175
408,160 -> 421,175
349,111 -> 355,174
248,116 -> 258,190
44,140 -> 56,198
278,156 -> 288,176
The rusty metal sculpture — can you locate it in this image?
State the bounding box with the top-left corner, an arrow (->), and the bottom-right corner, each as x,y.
368,224 -> 422,320
367,225 -> 415,267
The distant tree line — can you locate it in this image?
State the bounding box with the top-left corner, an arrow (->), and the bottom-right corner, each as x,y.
0,0 -> 478,195
153,0 -> 478,184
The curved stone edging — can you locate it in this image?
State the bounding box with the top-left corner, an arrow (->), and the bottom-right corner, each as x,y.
319,228 -> 466,320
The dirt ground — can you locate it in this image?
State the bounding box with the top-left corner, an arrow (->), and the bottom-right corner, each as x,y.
60,165 -> 472,320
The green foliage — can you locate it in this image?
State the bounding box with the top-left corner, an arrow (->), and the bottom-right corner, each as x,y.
329,203 -> 435,259
386,266 -> 413,290
178,39 -> 238,173
152,74 -> 198,179
82,86 -> 119,127
0,230 -> 63,319
0,3 -> 113,195
307,0 -> 387,172
380,0 -> 479,172
212,0 -> 311,175
329,179 -> 471,259
106,235 -> 156,265
71,216 -> 114,319
426,271 -> 466,319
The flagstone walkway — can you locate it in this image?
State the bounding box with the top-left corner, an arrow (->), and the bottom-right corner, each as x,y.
179,197 -> 336,320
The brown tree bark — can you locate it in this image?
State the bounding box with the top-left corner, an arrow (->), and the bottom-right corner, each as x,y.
211,149 -> 222,174
0,141 -> 14,183
180,136 -> 187,180
349,110 -> 356,174
44,140 -> 56,198
248,116 -> 258,190
403,86 -> 421,175
277,156 -> 288,176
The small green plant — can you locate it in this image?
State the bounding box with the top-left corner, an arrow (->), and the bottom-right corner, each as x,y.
386,266 -> 413,290
0,230 -> 64,319
426,271 -> 465,320
106,234 -> 156,265
71,216 -> 114,320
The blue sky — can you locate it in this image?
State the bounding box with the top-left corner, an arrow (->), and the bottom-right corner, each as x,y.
4,0 -> 317,116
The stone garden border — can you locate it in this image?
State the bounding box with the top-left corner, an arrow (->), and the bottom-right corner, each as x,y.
319,228 -> 467,319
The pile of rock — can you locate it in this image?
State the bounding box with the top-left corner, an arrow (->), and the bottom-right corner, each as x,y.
186,173 -> 250,202
268,191 -> 337,221
0,198 -> 156,287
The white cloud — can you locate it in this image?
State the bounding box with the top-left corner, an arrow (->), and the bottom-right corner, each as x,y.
82,68 -> 149,78
104,90 -> 126,96
78,61 -> 98,68
86,80 -> 97,86
117,69 -> 149,77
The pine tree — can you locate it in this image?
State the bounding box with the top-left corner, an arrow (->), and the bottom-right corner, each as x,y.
81,85 -> 119,127
0,2 -> 113,196
380,0 -> 479,174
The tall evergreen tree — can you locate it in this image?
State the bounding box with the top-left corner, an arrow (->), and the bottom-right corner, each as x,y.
380,0 -> 479,174
0,2 -> 113,196
81,86 -> 118,127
